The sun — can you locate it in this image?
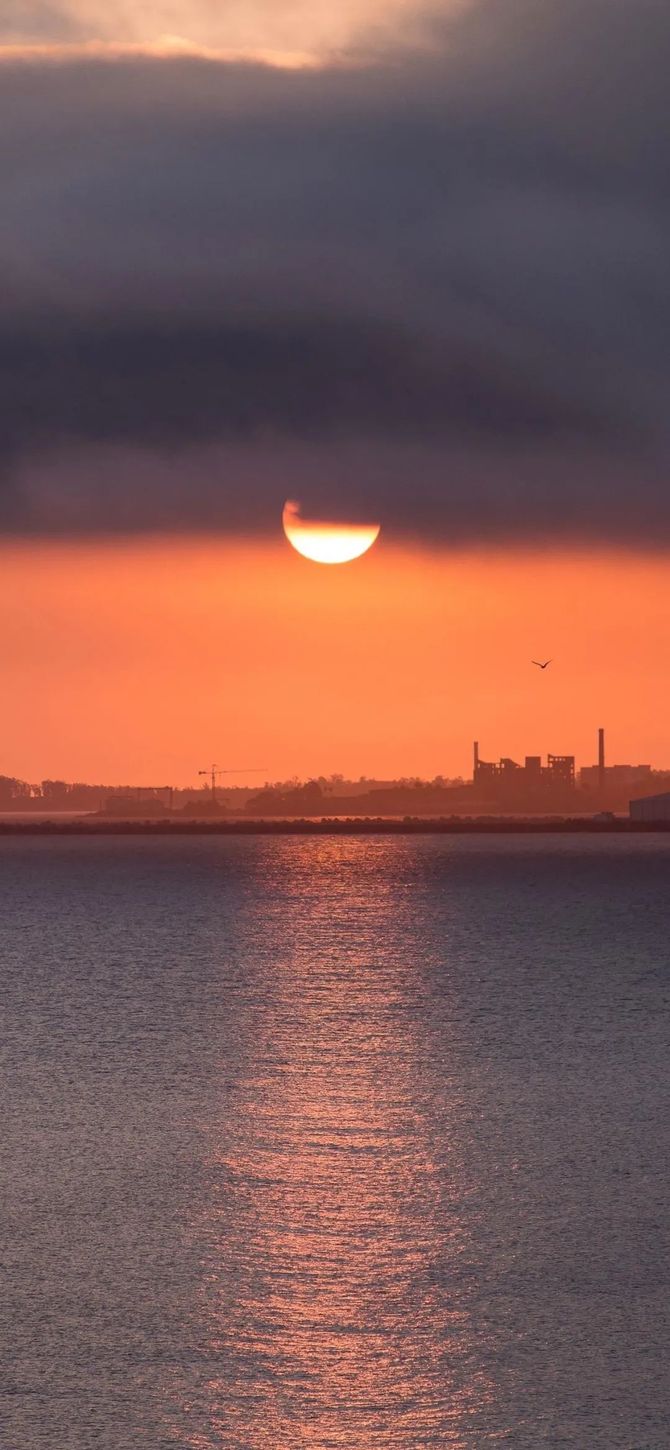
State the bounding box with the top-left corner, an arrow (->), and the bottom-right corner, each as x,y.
282,500 -> 380,565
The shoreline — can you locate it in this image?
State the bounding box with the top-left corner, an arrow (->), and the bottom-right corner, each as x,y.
0,816 -> 665,835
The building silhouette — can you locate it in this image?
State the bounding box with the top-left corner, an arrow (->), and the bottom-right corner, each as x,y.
472,729 -> 664,813
473,742 -> 575,807
579,727 -> 653,798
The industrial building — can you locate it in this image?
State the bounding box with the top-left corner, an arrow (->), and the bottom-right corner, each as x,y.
472,742 -> 576,808
472,729 -> 667,813
579,727 -> 652,793
630,792 -> 670,823
581,763 -> 653,789
473,742 -> 575,788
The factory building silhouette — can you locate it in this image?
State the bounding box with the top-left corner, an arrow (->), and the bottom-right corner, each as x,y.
473,740 -> 575,800
471,728 -> 653,813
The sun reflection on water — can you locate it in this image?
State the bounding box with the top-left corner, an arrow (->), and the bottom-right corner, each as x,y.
172,839 -> 495,1447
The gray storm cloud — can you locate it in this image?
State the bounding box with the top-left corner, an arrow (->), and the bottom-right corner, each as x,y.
0,0 -> 669,541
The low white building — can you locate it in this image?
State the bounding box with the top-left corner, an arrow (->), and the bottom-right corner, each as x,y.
630,792 -> 670,822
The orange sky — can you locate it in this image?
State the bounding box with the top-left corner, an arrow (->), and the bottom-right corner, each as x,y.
0,0 -> 430,60
0,537 -> 668,786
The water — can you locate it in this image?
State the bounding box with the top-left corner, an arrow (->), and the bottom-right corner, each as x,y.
1,834 -> 669,1449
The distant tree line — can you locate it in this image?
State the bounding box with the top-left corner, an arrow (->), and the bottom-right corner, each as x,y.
0,772 -> 467,810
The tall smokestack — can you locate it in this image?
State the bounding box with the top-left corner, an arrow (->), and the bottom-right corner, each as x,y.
598,728 -> 605,793
474,740 -> 479,780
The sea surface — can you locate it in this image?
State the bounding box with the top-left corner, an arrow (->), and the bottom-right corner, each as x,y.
1,834 -> 669,1449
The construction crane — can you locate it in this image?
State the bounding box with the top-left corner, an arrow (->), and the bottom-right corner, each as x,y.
198,765 -> 267,807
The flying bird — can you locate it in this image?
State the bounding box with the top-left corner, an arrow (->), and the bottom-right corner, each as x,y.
532,659 -> 552,670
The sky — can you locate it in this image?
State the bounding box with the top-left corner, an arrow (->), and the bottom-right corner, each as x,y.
2,540 -> 668,786
2,0 -> 670,783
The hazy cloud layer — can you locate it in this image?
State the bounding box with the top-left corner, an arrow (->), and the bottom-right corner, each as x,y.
0,0 -> 428,54
1,0 -> 669,541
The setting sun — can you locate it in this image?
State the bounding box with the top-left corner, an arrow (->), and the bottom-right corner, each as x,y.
282,499 -> 381,565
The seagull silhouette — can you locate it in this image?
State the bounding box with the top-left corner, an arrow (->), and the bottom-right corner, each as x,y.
532,659 -> 552,670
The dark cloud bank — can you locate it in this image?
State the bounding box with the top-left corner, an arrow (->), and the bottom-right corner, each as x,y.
1,0 -> 670,542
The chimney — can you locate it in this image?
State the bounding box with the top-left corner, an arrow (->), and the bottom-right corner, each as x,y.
598,728 -> 606,792
473,740 -> 479,780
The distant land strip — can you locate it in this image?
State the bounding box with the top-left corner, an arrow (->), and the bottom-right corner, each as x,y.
0,818 -> 668,835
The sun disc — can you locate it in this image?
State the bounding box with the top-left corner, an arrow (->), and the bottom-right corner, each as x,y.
282,500 -> 380,564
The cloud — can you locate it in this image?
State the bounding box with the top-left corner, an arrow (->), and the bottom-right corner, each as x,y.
0,0 -> 669,541
0,0 -> 427,56
1,0 -> 84,43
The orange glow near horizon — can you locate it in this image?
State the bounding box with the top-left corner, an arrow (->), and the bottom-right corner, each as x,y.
0,0 -> 432,68
282,500 -> 381,565
0,38 -> 321,67
0,536 -> 669,786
